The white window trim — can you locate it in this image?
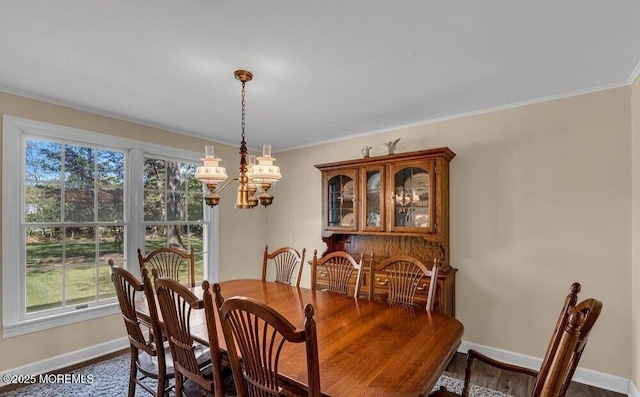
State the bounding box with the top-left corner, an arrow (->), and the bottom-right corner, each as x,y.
2,115 -> 219,338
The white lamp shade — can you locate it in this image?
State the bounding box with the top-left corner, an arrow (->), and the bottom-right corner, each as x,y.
195,156 -> 228,183
248,156 -> 282,184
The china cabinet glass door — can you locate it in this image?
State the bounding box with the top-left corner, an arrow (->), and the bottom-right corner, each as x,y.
325,170 -> 357,231
389,161 -> 434,233
362,166 -> 384,232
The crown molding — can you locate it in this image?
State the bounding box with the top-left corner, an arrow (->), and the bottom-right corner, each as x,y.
0,86 -> 261,152
280,78 -> 632,153
628,59 -> 640,86
3,62 -> 639,155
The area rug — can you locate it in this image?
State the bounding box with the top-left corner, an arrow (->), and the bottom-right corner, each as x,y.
1,354 -> 512,397
433,375 -> 514,397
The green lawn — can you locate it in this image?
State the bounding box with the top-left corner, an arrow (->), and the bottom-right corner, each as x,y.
25,237 -> 204,313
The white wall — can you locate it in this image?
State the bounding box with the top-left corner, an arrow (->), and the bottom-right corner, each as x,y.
631,75 -> 640,391
269,87 -> 632,378
0,91 -> 267,371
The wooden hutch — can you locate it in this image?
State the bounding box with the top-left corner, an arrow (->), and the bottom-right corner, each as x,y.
314,147 -> 457,315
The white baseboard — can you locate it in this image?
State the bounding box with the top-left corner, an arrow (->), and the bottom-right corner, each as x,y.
630,380 -> 640,397
0,336 -> 128,387
459,341 -> 632,395
1,336 -> 637,396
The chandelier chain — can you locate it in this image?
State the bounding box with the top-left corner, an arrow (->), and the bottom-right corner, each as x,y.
241,81 -> 246,142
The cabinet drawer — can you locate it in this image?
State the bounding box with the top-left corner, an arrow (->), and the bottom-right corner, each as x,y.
372,273 -> 433,294
314,267 -> 367,296
372,272 -> 442,310
315,267 -> 363,285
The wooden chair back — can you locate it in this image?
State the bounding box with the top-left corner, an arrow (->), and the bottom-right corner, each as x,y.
376,255 -> 439,311
153,272 -> 225,396
213,284 -> 321,397
262,245 -> 307,286
532,283 -> 603,397
311,250 -> 365,298
109,261 -> 170,396
138,247 -> 196,287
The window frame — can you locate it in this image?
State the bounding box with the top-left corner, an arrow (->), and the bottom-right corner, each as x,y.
2,115 -> 219,338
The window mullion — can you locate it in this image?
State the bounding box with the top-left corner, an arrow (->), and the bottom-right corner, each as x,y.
128,149 -> 145,278
93,149 -> 99,303
61,145 -> 67,309
62,227 -> 67,309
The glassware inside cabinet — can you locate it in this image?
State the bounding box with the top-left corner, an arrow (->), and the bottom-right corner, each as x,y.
393,167 -> 429,228
365,170 -> 382,227
327,174 -> 355,227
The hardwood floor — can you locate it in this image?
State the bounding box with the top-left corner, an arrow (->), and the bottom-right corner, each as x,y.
0,350 -> 626,396
443,353 -> 625,397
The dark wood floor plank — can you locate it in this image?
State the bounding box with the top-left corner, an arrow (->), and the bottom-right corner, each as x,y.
443,352 -> 624,397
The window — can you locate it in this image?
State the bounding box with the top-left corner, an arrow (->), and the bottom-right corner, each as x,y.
2,116 -> 217,337
24,138 -> 125,315
142,156 -> 206,282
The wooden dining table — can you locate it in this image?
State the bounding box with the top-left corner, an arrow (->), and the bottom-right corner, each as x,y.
137,279 -> 463,397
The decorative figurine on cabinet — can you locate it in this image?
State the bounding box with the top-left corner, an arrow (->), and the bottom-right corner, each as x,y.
383,138 -> 401,155
361,146 -> 372,158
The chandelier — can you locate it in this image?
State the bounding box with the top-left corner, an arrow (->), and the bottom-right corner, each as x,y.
195,70 -> 282,208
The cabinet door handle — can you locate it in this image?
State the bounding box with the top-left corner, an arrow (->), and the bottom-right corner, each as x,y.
376,277 -> 389,286
318,271 -> 357,279
376,279 -> 427,289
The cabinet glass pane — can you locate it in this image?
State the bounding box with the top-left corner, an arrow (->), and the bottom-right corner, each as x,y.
393,167 -> 429,228
365,170 -> 381,227
327,175 -> 355,227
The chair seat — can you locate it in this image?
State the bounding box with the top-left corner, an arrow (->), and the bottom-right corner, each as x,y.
136,349 -> 175,378
137,343 -> 210,378
182,365 -> 235,396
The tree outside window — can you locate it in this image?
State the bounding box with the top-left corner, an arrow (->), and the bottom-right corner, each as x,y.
143,156 -> 205,283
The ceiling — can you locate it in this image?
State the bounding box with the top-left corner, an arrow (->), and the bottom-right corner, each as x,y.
1,2 -> 639,152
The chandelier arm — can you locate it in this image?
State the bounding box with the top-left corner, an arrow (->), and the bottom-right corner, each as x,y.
212,177 -> 240,194
250,177 -> 264,193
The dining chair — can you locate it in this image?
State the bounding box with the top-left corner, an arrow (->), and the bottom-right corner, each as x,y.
212,283 -> 321,397
374,255 -> 439,311
153,272 -> 228,397
138,246 -> 196,287
430,282 -> 602,397
108,260 -> 174,397
311,250 -> 366,298
262,245 -> 306,286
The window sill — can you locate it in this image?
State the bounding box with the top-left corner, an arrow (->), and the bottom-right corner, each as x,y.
2,303 -> 120,338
